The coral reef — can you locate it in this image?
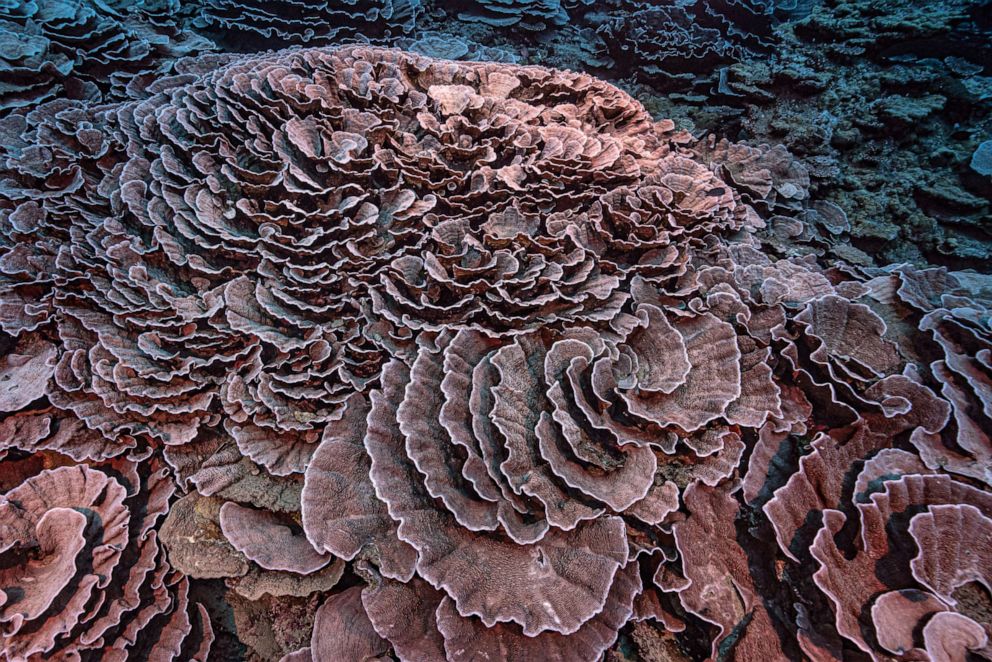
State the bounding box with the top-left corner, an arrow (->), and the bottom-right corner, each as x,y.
0,0 -> 210,114
8,0 -> 985,266
1,0 -> 992,658
1,42 -> 990,661
187,0 -> 422,51
401,0 -> 991,269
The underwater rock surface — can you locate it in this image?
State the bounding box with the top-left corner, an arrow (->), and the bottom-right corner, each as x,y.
0,2 -> 991,662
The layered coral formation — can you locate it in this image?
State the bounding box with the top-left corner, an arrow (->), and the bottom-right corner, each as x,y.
593,0 -> 774,83
1,44 -> 990,661
0,0 -> 210,114
188,0 -> 421,51
447,0 -> 567,32
0,457 -> 214,660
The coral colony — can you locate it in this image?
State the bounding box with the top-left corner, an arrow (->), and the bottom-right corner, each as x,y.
1,2 -> 991,661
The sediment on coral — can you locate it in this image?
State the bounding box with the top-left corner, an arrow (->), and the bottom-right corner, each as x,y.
0,40 -> 991,662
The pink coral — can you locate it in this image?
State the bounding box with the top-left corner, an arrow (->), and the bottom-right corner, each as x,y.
0,459 -> 213,660
0,45 -> 990,661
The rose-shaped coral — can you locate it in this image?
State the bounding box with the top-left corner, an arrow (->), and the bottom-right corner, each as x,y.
0,0 -> 210,115
0,456 -> 213,661
188,0 -> 421,51
2,43 -> 990,662
0,45 -> 738,476
300,282 -> 784,658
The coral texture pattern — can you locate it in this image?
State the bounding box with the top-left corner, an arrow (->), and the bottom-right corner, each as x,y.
0,43 -> 990,661
0,0 -> 210,114
0,458 -> 214,660
188,0 -> 422,51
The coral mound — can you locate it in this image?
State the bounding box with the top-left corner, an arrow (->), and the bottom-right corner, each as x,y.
0,45 -> 990,661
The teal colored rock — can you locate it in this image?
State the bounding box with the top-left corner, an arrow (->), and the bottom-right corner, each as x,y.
972,140 -> 992,176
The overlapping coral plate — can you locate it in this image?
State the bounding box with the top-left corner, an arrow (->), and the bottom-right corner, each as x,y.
0,25 -> 990,662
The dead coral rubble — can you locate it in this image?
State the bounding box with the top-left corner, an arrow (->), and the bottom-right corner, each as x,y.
0,45 -> 990,661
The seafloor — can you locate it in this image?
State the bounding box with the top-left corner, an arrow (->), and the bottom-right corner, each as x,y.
0,1 -> 991,661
